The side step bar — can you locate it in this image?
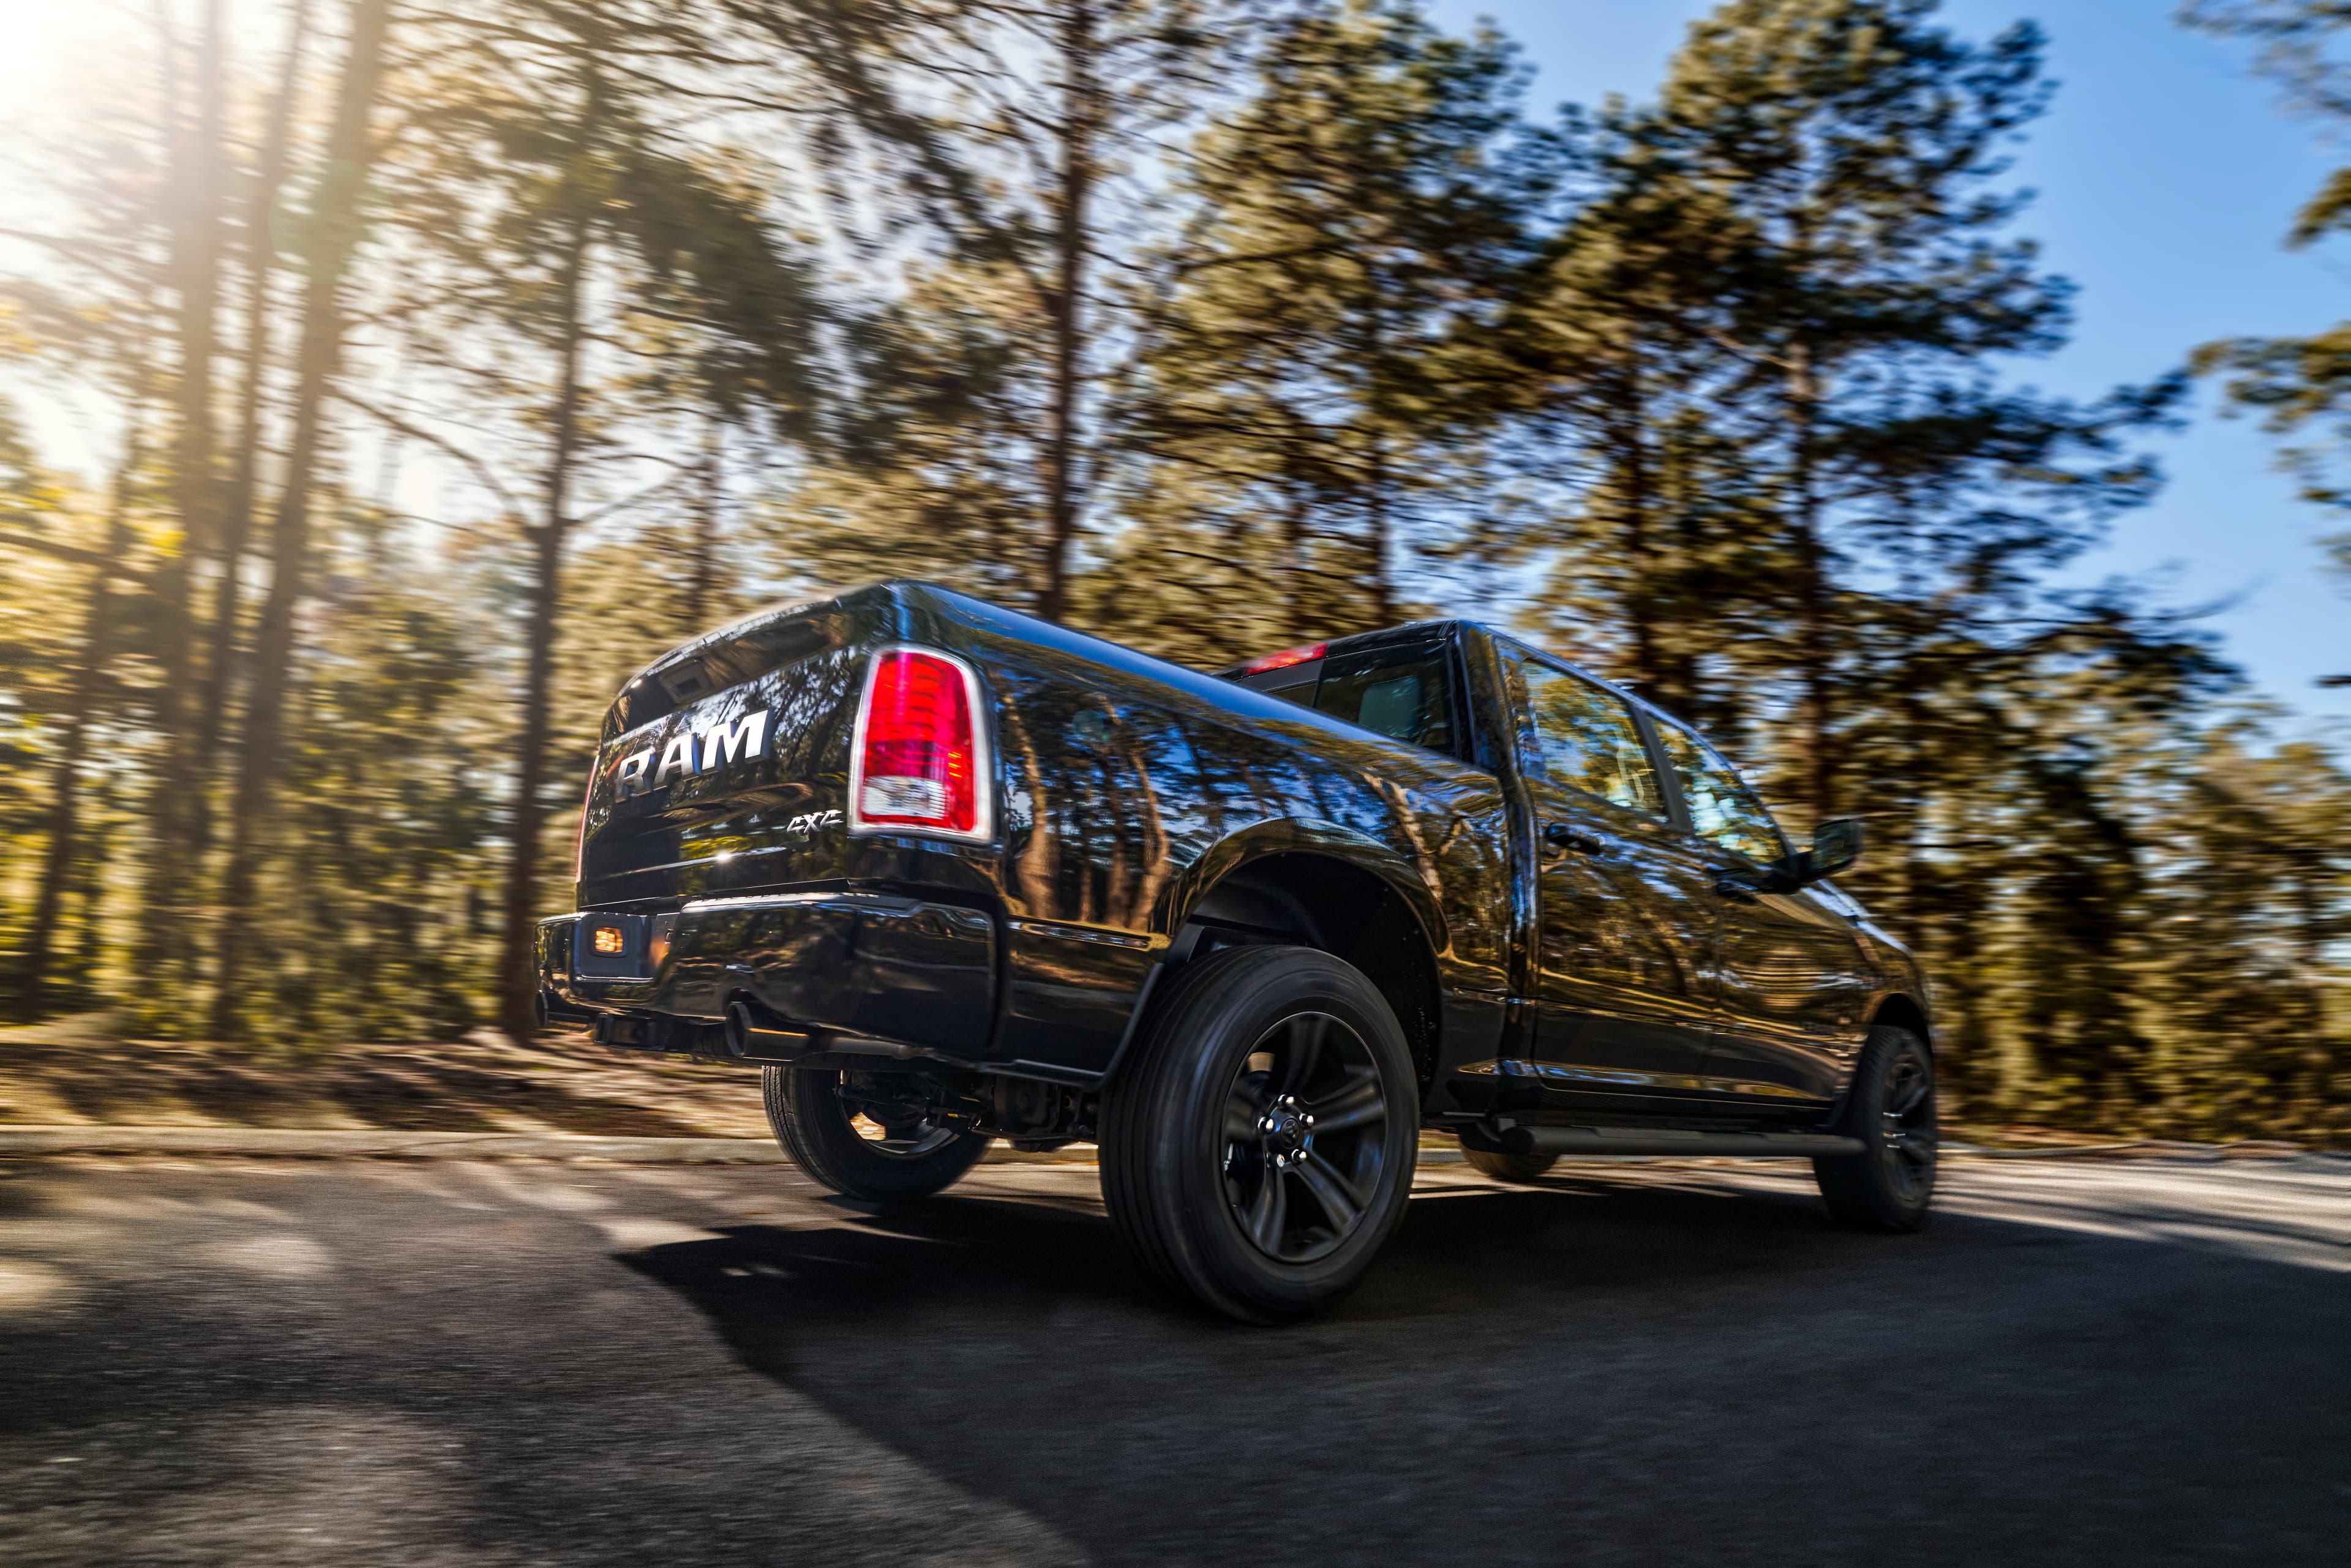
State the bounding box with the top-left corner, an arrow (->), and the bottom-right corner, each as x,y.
1475,1123 -> 1864,1159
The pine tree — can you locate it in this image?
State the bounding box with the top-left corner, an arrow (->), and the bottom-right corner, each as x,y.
212,0 -> 397,1039
723,0 -> 1250,620
190,0 -> 318,872
362,0 -> 830,1041
2184,2 -> 2351,699
0,20 -> 187,1019
1507,101 -> 1774,727
1511,0 -> 2222,1120
1632,0 -> 2082,822
762,260 -> 1051,604
0,399 -> 127,1015
2135,726 -> 2351,1141
142,0 -> 233,961
1125,0 -> 1554,638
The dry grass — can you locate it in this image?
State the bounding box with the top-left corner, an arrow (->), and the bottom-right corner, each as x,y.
0,1013 -> 770,1138
4,1015 -> 2301,1153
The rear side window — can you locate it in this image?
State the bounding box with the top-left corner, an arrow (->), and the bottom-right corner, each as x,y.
1310,642 -> 1458,756
1517,659 -> 1665,817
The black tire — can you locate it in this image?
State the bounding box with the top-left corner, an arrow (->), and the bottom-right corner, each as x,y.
1812,1024 -> 1937,1231
1461,1144 -> 1559,1184
762,1065 -> 990,1202
1099,945 -> 1419,1324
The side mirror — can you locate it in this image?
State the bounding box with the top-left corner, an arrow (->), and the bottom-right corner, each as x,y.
1805,818 -> 1863,882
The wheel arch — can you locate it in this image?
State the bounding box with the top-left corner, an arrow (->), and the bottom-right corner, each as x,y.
1152,829 -> 1445,1098
1872,992 -> 1933,1050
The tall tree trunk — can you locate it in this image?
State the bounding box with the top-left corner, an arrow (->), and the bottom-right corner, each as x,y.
210,0 -> 394,1040
497,102 -> 602,1043
1359,291 -> 1397,628
190,0 -> 313,869
1363,432 -> 1395,626
1035,0 -> 1097,623
17,422 -> 146,1015
1785,338 -> 1833,827
1608,359 -> 1665,696
1280,481 -> 1310,640
141,0 -> 229,986
681,418 -> 721,631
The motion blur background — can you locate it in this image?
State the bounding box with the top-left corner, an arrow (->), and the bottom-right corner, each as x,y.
1,0 -> 2345,1143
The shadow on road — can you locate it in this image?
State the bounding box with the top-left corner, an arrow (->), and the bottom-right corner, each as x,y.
624,1171 -> 2351,1566
2,1158 -> 2345,1567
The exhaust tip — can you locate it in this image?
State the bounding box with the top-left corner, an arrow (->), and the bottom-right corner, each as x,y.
721,1000 -> 816,1060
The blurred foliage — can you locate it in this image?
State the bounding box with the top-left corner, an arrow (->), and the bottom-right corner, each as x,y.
0,0 -> 2342,1139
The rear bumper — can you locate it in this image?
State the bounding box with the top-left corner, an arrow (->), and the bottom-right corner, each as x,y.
538,891 -> 996,1061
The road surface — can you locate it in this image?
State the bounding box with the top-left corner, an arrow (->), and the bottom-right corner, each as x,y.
1,1152 -> 2344,1566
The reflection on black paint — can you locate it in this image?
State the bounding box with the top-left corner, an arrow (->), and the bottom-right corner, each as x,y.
561,582 -> 1921,1108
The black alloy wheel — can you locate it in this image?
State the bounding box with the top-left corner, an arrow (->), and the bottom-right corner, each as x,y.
763,1065 -> 990,1202
840,1072 -> 969,1160
1812,1024 -> 1937,1231
1221,1012 -> 1393,1262
1101,945 -> 1419,1323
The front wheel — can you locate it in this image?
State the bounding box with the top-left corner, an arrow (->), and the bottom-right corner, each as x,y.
1812,1025 -> 1937,1231
1100,945 -> 1419,1323
763,1066 -> 990,1202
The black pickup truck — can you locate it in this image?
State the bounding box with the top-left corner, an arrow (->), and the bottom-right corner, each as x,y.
539,580 -> 1937,1321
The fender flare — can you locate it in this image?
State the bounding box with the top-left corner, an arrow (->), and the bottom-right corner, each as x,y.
1152,816 -> 1451,962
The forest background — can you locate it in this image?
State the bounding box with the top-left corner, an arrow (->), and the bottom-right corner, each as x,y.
2,0 -> 2347,1142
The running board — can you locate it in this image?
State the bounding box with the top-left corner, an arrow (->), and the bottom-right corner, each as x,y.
1476,1123 -> 1863,1159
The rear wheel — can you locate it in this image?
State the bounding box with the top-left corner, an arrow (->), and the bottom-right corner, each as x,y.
762,1065 -> 989,1202
1812,1025 -> 1937,1231
1461,1144 -> 1559,1184
1100,946 -> 1419,1324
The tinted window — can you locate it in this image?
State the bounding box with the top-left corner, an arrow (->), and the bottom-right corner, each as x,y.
1518,661 -> 1665,817
1312,643 -> 1457,756
1654,721 -> 1786,864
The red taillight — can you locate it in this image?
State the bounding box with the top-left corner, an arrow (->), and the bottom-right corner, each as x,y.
1240,642 -> 1326,675
852,648 -> 988,838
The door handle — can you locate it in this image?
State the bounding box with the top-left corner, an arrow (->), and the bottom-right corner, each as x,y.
1543,822 -> 1605,856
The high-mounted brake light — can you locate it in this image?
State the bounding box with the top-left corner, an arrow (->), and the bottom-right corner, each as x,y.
1239,642 -> 1327,676
849,648 -> 991,841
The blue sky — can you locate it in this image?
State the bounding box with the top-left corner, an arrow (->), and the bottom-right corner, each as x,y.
1431,0 -> 2351,730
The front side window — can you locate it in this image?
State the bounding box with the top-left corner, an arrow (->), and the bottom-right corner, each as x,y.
1653,720 -> 1786,865
1517,660 -> 1665,817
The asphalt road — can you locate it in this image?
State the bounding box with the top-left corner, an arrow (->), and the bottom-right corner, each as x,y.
1,1152 -> 2345,1567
